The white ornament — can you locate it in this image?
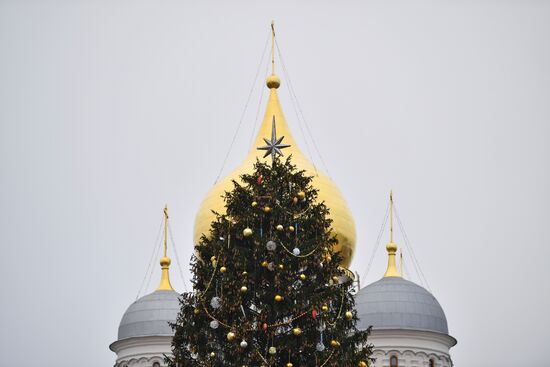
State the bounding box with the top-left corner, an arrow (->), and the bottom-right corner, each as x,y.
316,342 -> 325,352
210,320 -> 219,329
292,247 -> 301,256
210,296 -> 221,309
240,340 -> 248,348
269,346 -> 277,355
267,262 -> 275,271
266,240 -> 277,251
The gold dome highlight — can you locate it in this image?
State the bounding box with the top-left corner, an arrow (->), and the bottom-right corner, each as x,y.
193,74 -> 357,267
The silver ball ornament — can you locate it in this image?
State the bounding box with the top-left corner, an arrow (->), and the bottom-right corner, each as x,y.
266,240 -> 277,251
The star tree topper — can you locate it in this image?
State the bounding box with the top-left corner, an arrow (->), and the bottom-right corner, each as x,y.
257,116 -> 291,162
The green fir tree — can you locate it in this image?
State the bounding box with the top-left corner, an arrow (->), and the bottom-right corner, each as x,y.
169,157 -> 373,367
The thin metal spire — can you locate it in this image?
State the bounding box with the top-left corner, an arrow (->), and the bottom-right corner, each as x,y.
390,190 -> 393,243
384,191 -> 401,277
157,205 -> 174,290
271,20 -> 275,75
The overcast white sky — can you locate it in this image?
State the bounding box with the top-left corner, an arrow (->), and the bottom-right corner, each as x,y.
1,0 -> 549,366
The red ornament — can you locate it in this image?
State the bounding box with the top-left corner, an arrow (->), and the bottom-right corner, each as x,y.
257,176 -> 262,184
312,309 -> 318,320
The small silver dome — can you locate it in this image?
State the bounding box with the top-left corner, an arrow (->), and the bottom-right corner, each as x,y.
118,290 -> 180,340
355,277 -> 448,334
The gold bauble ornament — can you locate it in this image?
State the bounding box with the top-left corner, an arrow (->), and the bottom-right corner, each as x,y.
286,363 -> 293,367
330,340 -> 340,348
261,260 -> 269,268
345,311 -> 353,320
299,274 -> 306,280
251,201 -> 258,207
274,294 -> 283,302
242,271 -> 248,276
276,224 -> 284,232
240,286 -> 248,293
210,352 -> 215,357
321,304 -> 329,312
194,308 -> 200,315
358,361 -> 368,367
288,226 -> 295,233
292,327 -> 302,336
220,266 -> 227,273
227,331 -> 236,341
268,346 -> 277,355
297,191 -> 305,200
278,264 -> 284,270
243,227 -> 253,237
263,206 -> 272,213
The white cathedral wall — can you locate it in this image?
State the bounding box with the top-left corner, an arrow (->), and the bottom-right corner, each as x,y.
367,329 -> 455,367
110,336 -> 173,367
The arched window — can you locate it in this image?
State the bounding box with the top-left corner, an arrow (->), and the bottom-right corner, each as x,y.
429,359 -> 435,367
390,355 -> 398,367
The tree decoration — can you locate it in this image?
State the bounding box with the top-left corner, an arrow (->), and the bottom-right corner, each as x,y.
266,240 -> 277,251
227,332 -> 236,341
210,296 -> 221,309
345,311 -> 353,320
168,157 -> 373,367
243,227 -> 253,237
316,342 -> 325,352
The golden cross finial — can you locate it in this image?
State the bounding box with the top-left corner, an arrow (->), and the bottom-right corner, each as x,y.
390,190 -> 393,243
384,191 -> 401,277
157,204 -> 174,290
271,20 -> 276,75
163,204 -> 168,258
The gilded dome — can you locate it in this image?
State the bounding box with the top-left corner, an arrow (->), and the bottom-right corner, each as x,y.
193,76 -> 356,267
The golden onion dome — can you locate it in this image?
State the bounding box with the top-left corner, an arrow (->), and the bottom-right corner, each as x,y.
193,75 -> 356,267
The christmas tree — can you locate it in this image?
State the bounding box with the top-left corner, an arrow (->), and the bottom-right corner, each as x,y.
169,152 -> 373,366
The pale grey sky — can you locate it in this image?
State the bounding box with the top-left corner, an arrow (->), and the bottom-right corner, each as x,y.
1,1 -> 549,366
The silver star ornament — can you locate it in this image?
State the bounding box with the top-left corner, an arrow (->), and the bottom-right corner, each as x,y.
257,116 -> 291,161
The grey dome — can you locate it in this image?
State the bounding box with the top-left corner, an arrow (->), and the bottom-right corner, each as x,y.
355,277 -> 448,334
118,290 -> 180,340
